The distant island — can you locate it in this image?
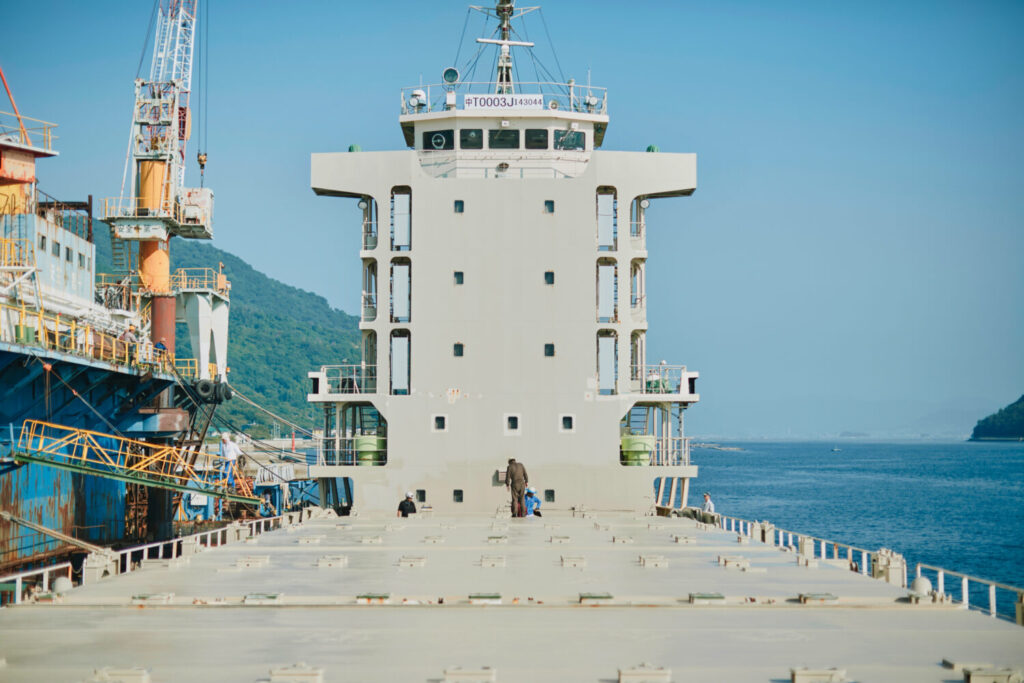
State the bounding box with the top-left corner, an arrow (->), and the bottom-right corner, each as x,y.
969,395 -> 1024,441
692,443 -> 744,452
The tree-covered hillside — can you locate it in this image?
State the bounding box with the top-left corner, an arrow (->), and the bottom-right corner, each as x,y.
970,395 -> 1024,441
94,225 -> 360,433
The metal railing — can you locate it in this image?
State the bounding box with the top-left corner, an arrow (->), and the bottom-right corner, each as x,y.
629,221 -> 645,250
320,436 -> 387,466
400,81 -> 608,116
361,292 -> 377,321
0,299 -> 198,377
916,563 -> 1024,624
362,221 -> 378,250
16,420 -> 257,504
101,196 -> 210,229
0,562 -> 71,605
706,510 -> 1024,625
0,510 -> 320,604
320,364 -> 378,394
0,237 -> 32,268
171,267 -> 230,295
35,188 -> 91,240
0,110 -> 57,152
630,364 -> 692,395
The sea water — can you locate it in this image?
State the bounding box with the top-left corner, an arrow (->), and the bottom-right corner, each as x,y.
691,440 -> 1024,616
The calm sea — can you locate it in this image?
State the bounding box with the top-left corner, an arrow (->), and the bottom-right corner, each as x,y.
690,440 -> 1024,611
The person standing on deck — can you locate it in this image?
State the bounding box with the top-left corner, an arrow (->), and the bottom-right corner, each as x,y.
397,491 -> 417,518
219,433 -> 241,488
702,492 -> 715,514
506,458 -> 528,518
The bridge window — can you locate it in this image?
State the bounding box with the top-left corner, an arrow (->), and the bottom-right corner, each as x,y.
554,130 -> 585,151
560,415 -> 575,432
489,129 -> 520,149
544,343 -> 555,357
52,241 -> 60,257
460,129 -> 483,150
433,415 -> 448,432
423,129 -> 454,151
544,200 -> 555,213
506,415 -> 520,433
525,129 -> 549,149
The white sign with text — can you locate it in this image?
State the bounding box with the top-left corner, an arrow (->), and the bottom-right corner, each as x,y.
464,93 -> 544,110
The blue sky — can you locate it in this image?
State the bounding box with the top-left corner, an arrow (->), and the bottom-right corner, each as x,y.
3,1 -> 1022,438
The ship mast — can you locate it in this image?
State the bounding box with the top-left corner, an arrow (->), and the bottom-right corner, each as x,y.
473,0 -> 537,94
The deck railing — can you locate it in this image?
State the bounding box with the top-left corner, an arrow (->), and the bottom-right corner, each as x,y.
700,509 -> 1024,626
0,510 -> 319,604
629,364 -> 693,395
0,300 -> 197,378
320,364 -> 378,394
0,236 -> 33,268
0,110 -> 57,152
171,267 -> 230,295
400,81 -> 607,116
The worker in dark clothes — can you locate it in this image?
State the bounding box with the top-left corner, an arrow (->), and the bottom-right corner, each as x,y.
397,491 -> 416,517
506,458 -> 528,518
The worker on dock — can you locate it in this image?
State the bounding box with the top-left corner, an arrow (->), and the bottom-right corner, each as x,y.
397,491 -> 417,517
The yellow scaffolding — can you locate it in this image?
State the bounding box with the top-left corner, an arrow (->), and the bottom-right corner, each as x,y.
14,420 -> 258,504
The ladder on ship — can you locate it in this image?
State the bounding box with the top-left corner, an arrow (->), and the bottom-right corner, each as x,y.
11,420 -> 258,504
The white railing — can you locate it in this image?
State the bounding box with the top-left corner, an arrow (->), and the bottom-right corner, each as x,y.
400,81 -> 608,116
0,562 -> 71,605
693,509 -> 1024,626
362,221 -> 378,250
320,364 -> 378,394
916,563 -> 1024,624
361,293 -> 377,322
0,511 -> 316,603
629,364 -> 693,395
319,436 -> 388,467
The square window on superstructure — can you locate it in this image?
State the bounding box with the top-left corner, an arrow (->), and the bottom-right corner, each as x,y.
416,489 -> 426,503
454,200 -> 464,213
78,253 -> 85,268
561,415 -> 575,432
544,271 -> 555,285
423,129 -> 454,151
460,129 -> 483,150
544,343 -> 555,357
38,235 -> 46,250
507,415 -> 520,431
65,247 -> 72,262
544,489 -> 555,503
453,489 -> 464,503
453,343 -> 464,357
454,271 -> 464,285
52,241 -> 60,257
525,129 -> 549,149
543,200 -> 555,213
554,130 -> 586,151
489,129 -> 520,149
433,415 -> 447,432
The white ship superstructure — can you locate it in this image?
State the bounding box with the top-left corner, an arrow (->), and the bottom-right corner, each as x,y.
307,1 -> 699,514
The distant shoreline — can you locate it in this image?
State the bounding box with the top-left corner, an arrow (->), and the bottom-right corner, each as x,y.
692,443 -> 744,452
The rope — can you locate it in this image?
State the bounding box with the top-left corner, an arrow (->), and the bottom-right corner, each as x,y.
28,355 -> 125,437
136,0 -> 160,79
229,388 -> 315,437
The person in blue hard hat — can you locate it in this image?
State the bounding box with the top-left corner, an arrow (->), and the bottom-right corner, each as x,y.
524,487 -> 542,518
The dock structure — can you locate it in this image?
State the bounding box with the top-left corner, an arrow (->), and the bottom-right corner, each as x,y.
1,510 -> 1021,681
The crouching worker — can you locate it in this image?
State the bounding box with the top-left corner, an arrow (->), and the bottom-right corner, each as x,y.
525,487 -> 542,518
397,491 -> 417,517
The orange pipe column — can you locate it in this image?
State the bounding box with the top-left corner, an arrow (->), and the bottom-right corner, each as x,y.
137,160 -> 175,355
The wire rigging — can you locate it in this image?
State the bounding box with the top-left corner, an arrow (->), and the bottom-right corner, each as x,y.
136,0 -> 160,79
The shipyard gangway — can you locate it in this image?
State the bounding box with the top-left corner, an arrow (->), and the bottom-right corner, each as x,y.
12,420 -> 258,504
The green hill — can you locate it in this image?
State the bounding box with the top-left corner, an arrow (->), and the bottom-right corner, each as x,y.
94,226 -> 360,435
970,395 -> 1024,441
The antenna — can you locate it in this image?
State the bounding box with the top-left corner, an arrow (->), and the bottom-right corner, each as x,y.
470,1 -> 539,94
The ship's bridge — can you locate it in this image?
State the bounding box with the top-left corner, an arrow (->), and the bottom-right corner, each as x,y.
399,81 -> 608,179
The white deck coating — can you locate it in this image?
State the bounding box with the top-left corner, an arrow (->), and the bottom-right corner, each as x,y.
1,511 -> 1022,682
